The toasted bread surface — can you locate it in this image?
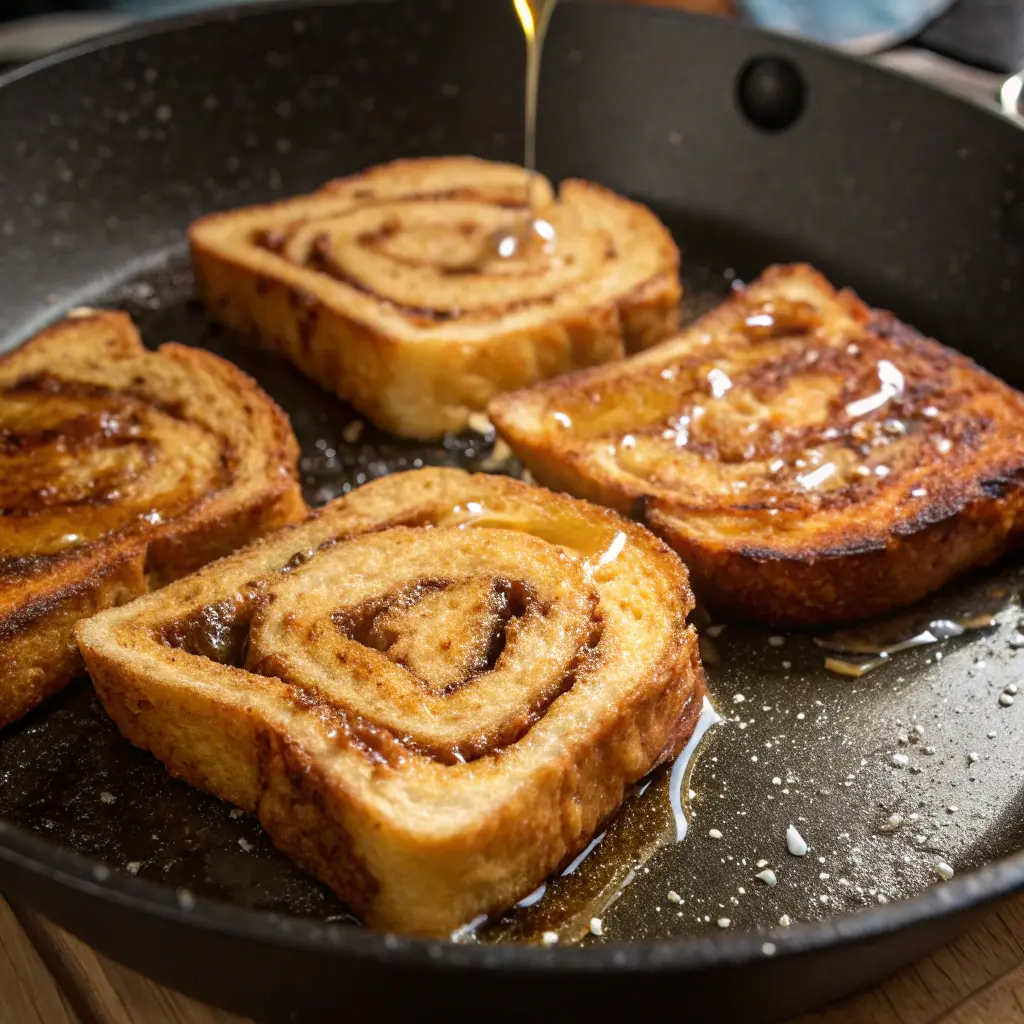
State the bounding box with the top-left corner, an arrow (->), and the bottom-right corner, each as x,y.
76,467 -> 704,936
489,265 -> 1024,625
189,156 -> 681,439
0,310 -> 306,726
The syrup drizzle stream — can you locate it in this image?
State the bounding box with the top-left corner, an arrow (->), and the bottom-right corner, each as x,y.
516,0 -> 556,217
488,0 -> 559,260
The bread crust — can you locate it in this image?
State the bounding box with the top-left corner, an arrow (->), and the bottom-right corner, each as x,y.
190,156 -> 681,439
77,468 -> 704,936
0,310 -> 306,726
489,265 -> 1024,625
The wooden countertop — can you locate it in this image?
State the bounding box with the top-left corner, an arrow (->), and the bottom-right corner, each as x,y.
4,892 -> 1024,1023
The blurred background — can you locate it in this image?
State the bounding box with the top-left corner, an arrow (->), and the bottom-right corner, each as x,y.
0,0 -> 1021,108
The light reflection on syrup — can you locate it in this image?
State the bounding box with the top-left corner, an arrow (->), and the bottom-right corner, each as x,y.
796,462 -> 837,492
669,696 -> 723,841
451,696 -> 722,945
490,215 -> 556,263
816,587 -> 1014,678
593,530 -> 627,569
706,367 -> 732,399
739,299 -> 821,340
435,501 -> 628,566
845,359 -> 905,419
516,881 -> 547,908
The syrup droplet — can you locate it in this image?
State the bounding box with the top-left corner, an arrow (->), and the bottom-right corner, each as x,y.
489,216 -> 556,263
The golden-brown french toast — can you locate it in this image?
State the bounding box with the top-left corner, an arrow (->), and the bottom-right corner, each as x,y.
0,309 -> 305,727
76,468 -> 704,937
489,265 -> 1024,626
189,156 -> 681,440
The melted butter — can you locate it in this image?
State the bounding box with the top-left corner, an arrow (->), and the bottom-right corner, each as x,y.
454,695 -> 722,944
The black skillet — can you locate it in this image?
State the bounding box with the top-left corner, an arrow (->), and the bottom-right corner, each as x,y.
2,1 -> 1024,1020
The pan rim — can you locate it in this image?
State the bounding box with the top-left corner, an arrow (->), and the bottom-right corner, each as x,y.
0,0 -> 1020,131
1,0 -> 1023,977
1,810 -> 1023,970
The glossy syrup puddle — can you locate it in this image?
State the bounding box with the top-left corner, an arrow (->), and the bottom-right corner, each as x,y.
458,697 -> 723,945
0,249 -> 1022,947
817,592 -> 1011,679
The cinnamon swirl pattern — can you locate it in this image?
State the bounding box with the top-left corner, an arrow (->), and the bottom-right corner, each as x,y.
0,310 -> 304,727
190,156 -> 681,440
77,468 -> 704,936
490,265 -> 1024,625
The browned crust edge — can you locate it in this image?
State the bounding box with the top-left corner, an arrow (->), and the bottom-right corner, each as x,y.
0,546 -> 146,727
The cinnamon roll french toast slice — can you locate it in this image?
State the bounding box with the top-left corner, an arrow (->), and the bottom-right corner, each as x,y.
76,468 -> 705,937
0,309 -> 305,727
489,264 -> 1024,626
189,156 -> 681,440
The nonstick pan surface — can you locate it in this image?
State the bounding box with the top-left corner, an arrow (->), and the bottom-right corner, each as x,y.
2,2 -> 1024,1021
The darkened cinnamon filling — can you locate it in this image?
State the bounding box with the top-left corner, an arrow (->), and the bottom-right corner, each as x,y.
154,559 -> 603,767
305,234 -> 463,323
159,599 -> 252,668
546,300 -> 983,514
331,577 -> 532,696
1,378 -> 155,518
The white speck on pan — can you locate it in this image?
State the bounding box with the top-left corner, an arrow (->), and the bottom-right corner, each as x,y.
786,825 -> 808,856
